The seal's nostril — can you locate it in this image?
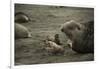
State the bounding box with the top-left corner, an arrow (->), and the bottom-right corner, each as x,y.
61,28 -> 64,32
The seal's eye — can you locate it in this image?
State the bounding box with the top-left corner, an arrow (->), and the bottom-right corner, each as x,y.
77,27 -> 81,30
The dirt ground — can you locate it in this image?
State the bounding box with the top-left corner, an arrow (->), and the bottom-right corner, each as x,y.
15,4 -> 94,65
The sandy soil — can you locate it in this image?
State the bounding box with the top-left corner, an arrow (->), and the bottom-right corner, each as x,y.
15,4 -> 94,65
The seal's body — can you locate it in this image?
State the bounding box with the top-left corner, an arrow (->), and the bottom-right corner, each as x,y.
61,20 -> 94,53
15,12 -> 30,23
15,23 -> 31,39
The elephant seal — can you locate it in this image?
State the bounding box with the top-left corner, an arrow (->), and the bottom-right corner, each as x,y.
15,23 -> 32,39
15,12 -> 30,23
61,20 -> 94,53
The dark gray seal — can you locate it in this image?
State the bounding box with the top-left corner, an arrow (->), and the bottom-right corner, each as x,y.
61,20 -> 94,53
